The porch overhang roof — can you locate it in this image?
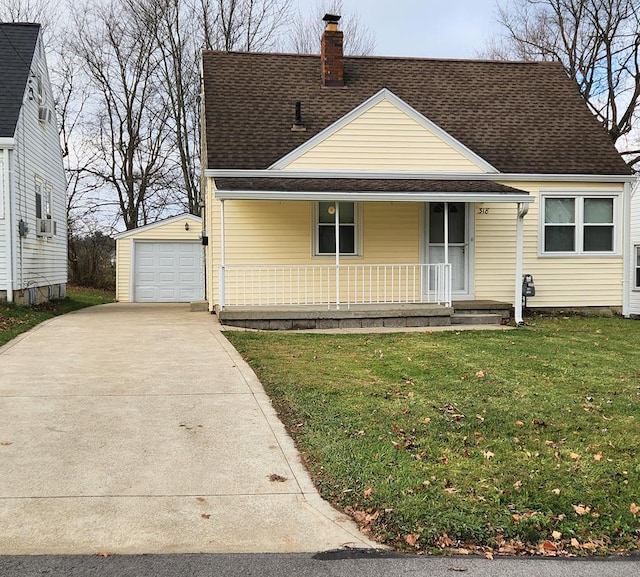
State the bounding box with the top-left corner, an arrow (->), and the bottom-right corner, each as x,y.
213,177 -> 534,204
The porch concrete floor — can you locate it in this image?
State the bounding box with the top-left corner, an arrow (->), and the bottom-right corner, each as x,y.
216,301 -> 513,331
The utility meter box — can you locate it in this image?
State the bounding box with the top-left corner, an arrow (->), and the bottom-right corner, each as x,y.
522,274 -> 535,297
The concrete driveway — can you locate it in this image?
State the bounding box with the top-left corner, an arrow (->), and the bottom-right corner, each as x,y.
0,304 -> 375,554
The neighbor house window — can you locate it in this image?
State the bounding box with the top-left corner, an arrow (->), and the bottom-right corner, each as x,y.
542,195 -> 616,254
35,179 -> 51,219
315,201 -> 359,256
635,246 -> 640,289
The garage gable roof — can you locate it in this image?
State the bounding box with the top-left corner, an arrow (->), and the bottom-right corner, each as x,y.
114,214 -> 201,239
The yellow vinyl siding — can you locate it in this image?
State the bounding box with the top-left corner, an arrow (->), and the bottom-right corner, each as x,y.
474,182 -> 624,307
206,192 -> 421,307
206,178 -> 625,310
283,99 -> 486,172
116,217 -> 202,302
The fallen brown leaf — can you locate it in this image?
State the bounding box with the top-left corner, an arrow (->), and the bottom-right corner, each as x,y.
570,538 -> 581,549
96,551 -> 109,557
364,487 -> 373,499
573,504 -> 590,515
268,474 -> 287,482
630,503 -> 640,516
542,540 -> 558,552
593,452 -> 603,461
201,514 -> 211,519
552,530 -> 562,540
404,533 -> 419,547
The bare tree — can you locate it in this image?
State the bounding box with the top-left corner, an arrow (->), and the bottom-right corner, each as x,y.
289,0 -> 376,55
0,0 -> 59,40
483,0 -> 640,166
200,0 -> 293,51
71,0 -> 176,230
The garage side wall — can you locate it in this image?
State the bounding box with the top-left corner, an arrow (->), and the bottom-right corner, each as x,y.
116,217 -> 202,302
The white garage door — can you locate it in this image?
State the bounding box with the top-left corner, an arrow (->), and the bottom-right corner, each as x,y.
134,242 -> 203,302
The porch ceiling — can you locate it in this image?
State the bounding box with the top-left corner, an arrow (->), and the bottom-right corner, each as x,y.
214,177 -> 534,204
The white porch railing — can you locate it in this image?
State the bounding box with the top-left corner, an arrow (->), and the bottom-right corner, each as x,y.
220,263 -> 451,308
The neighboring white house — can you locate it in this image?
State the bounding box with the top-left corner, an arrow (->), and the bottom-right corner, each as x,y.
114,214 -> 204,303
630,180 -> 640,318
0,23 -> 67,304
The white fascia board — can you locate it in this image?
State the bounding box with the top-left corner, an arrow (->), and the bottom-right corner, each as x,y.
0,138 -> 16,149
206,169 -> 635,184
268,88 -> 498,173
214,189 -> 535,204
114,213 -> 202,239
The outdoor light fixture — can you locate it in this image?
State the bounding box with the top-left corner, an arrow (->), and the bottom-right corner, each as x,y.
185,222 -> 190,231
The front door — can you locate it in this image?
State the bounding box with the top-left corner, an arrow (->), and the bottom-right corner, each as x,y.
426,202 -> 473,298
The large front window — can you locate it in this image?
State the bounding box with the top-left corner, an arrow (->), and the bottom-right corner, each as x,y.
315,201 -> 359,256
542,195 -> 616,254
635,246 -> 640,289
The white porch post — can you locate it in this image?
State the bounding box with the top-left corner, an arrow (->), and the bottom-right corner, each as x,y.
219,199 -> 226,310
444,202 -> 451,306
514,202 -> 528,326
334,201 -> 341,310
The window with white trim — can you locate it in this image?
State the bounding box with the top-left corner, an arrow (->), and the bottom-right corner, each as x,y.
635,246 -> 640,289
315,201 -> 359,256
542,195 -> 616,254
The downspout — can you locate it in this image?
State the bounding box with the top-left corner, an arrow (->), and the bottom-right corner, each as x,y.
334,201 -> 341,310
622,180 -> 637,318
514,202 -> 528,326
219,199 -> 225,310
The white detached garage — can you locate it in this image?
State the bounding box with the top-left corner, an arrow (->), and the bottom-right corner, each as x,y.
115,214 -> 204,303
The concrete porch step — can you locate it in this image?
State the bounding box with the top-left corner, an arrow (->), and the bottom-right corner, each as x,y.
450,313 -> 504,326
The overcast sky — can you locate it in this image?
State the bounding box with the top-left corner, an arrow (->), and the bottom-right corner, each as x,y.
294,0 -> 505,58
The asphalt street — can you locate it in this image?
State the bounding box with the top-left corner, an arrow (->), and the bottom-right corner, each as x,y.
1,552 -> 639,577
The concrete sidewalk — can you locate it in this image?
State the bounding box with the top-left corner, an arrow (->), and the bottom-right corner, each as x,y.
0,304 -> 376,555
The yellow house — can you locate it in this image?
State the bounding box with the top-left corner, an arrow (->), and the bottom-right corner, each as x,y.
201,15 -> 634,328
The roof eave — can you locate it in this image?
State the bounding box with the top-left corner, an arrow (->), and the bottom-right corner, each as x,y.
214,189 -> 535,204
206,169 -> 634,183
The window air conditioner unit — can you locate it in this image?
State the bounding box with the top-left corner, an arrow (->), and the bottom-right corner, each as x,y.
38,106 -> 52,124
36,218 -> 56,237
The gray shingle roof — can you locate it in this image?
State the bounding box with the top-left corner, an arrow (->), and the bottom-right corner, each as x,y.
0,23 -> 40,138
215,178 -> 526,195
202,51 -> 631,175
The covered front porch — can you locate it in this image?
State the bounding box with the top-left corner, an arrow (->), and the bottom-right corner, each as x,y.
210,173 -> 534,326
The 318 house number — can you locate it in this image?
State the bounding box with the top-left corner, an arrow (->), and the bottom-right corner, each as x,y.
478,207 -> 490,215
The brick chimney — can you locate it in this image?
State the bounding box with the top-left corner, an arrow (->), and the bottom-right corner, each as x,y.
321,14 -> 343,87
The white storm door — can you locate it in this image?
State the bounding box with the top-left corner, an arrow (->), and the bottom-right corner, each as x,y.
426,202 -> 473,297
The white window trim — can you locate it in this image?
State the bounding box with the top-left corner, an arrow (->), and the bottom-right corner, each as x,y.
634,245 -> 640,291
538,191 -> 621,257
312,201 -> 362,258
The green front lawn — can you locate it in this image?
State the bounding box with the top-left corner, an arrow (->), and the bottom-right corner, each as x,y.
0,286 -> 114,346
226,317 -> 640,556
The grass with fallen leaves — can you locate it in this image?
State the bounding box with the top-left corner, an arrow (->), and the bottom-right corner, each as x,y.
0,285 -> 114,346
226,317 -> 640,556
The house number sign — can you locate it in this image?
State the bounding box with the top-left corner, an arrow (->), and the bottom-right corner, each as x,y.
478,207 -> 490,215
